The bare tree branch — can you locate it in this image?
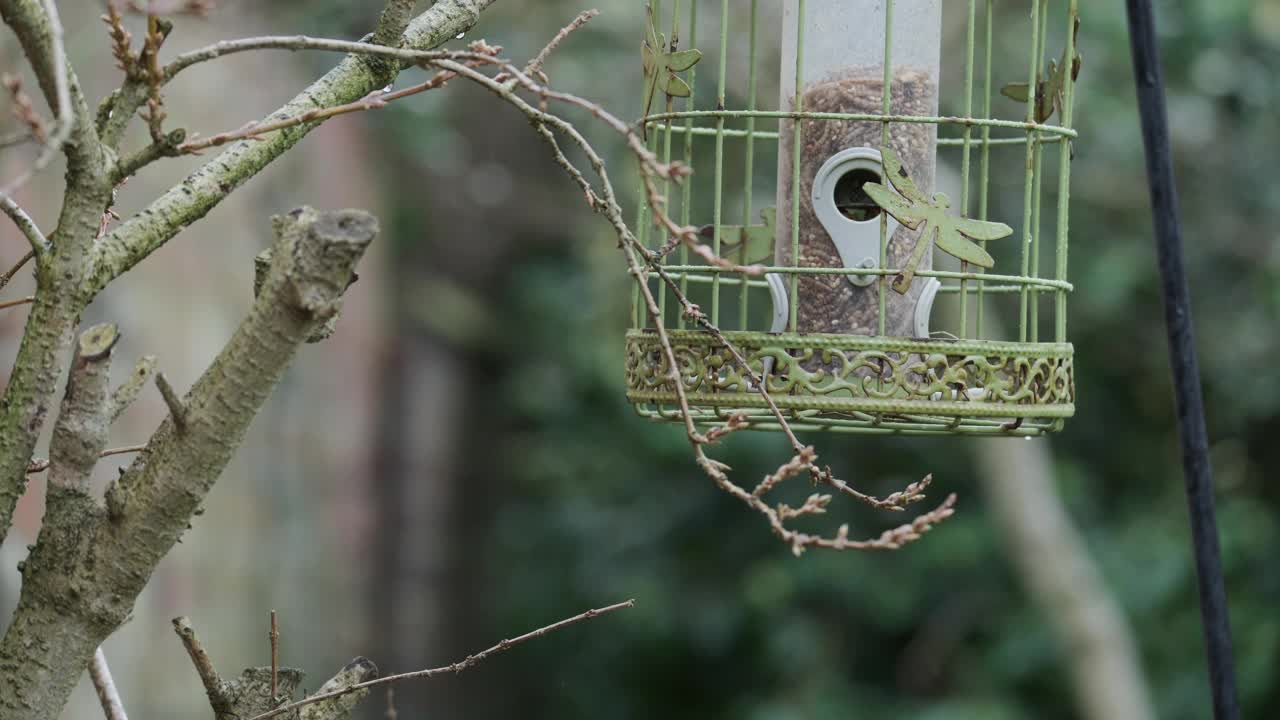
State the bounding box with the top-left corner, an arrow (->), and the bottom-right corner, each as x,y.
0,248 -> 34,290
175,60 -> 476,153
249,600 -> 636,720
89,648 -> 129,720
0,196 -> 47,252
153,370 -> 187,430
8,2 -> 944,560
297,657 -> 379,720
0,0 -> 117,548
172,617 -> 236,717
88,0 -> 496,295
371,0 -> 417,48
412,52 -> 950,553
162,35 -> 455,77
0,208 -> 377,719
0,294 -> 33,311
47,324 -> 119,496
524,9 -> 598,80
109,355 -> 158,422
26,444 -> 146,475
0,324 -> 120,719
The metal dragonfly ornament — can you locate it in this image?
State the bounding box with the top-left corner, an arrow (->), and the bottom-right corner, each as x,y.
641,3 -> 701,138
1001,17 -> 1081,123
862,146 -> 1013,294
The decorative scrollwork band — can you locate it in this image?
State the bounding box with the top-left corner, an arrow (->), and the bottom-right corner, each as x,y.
625,330 -> 1074,434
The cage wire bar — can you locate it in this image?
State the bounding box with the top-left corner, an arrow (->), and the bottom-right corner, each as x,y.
627,0 -> 1078,436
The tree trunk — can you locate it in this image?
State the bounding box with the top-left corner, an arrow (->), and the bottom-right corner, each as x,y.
974,439 -> 1156,720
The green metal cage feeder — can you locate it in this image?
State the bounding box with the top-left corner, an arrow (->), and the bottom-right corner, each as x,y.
626,0 -> 1079,436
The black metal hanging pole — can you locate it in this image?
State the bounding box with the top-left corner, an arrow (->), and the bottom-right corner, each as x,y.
1123,2 -> 1240,719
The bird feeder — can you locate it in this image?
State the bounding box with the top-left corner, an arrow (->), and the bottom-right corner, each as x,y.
627,0 -> 1079,436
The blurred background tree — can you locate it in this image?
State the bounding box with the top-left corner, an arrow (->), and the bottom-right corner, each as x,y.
0,1 -> 1275,718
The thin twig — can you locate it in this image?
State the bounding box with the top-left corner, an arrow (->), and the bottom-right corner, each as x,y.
90,648 -> 129,720
0,295 -> 35,311
155,31 -> 722,267
269,610 -> 279,700
162,35 -> 459,79
0,199 -> 46,253
0,249 -> 35,290
177,70 -> 457,153
26,444 -> 146,474
247,600 -> 635,720
155,371 -> 187,430
524,9 -> 599,80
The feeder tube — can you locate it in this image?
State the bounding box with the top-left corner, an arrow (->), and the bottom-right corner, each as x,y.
776,0 -> 942,337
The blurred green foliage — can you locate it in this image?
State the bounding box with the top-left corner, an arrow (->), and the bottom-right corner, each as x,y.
291,1 -> 1280,717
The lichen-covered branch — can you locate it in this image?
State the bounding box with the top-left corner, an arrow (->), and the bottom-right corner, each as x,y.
172,616 -> 309,720
175,614 -> 378,720
297,658 -> 379,720
0,325 -> 120,719
371,0 -> 417,48
88,0 -> 495,294
0,208 -> 377,720
109,355 -> 158,422
46,323 -> 118,498
0,0 -> 116,546
1,0 -> 492,552
0,196 -> 47,251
